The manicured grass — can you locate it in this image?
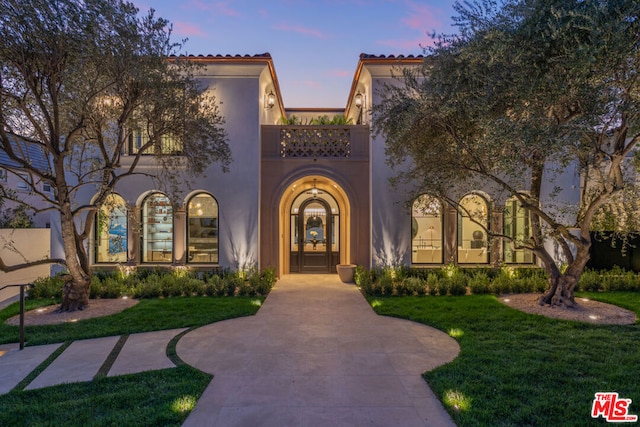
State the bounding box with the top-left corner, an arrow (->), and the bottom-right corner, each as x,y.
0,296 -> 263,346
369,293 -> 640,427
0,366 -> 212,426
0,296 -> 262,426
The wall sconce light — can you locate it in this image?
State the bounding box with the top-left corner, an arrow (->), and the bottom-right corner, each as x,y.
354,92 -> 363,108
354,92 -> 365,124
266,91 -> 276,109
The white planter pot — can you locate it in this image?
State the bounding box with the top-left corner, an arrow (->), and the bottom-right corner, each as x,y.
336,264 -> 357,283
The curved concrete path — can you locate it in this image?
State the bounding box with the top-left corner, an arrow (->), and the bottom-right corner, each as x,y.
178,274 -> 460,426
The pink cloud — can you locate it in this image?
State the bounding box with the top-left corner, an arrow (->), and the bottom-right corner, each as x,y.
273,23 -> 328,39
402,0 -> 443,30
173,21 -> 208,38
327,69 -> 351,78
293,80 -> 323,89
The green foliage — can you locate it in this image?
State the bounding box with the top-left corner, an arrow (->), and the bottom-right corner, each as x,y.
447,272 -> 468,296
28,268 -> 278,301
280,114 -> 353,125
576,266 -> 640,292
354,265 -> 371,287
355,265 -> 559,297
286,264 -> 640,299
426,273 -> 440,296
436,278 -> 449,296
378,271 -> 394,296
0,205 -> 34,228
468,271 -> 491,294
29,276 -> 64,300
578,269 -> 602,292
401,277 -> 426,296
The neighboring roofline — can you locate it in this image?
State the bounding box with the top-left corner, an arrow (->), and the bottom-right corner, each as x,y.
170,53 -> 286,118
345,53 -> 425,117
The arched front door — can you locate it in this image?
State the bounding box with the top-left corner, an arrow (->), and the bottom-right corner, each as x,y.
290,195 -> 339,273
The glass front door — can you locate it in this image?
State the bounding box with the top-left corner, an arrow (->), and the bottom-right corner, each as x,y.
290,196 -> 339,273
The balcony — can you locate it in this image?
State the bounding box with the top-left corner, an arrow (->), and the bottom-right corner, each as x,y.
261,125 -> 369,161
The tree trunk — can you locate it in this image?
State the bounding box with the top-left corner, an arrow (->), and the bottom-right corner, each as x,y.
58,201 -> 92,312
59,274 -> 91,311
539,273 -> 578,308
539,247 -> 590,308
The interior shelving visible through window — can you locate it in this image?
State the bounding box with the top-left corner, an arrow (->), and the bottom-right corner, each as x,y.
142,193 -> 173,263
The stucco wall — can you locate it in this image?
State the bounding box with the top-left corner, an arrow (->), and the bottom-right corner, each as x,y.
109,75 -> 262,269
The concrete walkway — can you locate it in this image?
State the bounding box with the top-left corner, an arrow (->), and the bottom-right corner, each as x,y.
178,274 -> 460,426
0,274 -> 460,426
0,329 -> 186,393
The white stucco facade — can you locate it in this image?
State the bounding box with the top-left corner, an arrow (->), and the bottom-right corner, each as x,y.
50,53 -> 587,275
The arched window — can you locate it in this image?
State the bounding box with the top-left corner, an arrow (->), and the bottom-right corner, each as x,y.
187,193 -> 219,263
142,193 -> 173,263
503,197 -> 534,263
457,194 -> 489,264
95,194 -> 127,263
412,195 -> 443,264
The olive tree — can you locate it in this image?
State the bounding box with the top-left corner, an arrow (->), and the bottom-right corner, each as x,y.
0,0 -> 230,310
374,0 -> 640,307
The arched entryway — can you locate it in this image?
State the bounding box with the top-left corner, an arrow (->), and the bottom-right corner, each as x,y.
289,187 -> 340,273
276,175 -> 351,274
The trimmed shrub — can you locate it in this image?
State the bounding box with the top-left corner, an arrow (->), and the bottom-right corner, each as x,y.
29,276 -> 64,300
404,277 -> 427,296
490,275 -> 512,294
436,278 -> 449,296
100,276 -> 124,298
354,266 -> 369,286
426,273 -> 440,295
237,280 -> 255,296
379,273 -> 394,296
578,269 -> 601,292
223,274 -> 243,296
469,272 -> 491,294
204,274 -> 223,296
137,277 -> 162,299
448,273 -> 467,296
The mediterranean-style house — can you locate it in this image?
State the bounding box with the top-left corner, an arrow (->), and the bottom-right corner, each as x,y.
41,53 -> 585,276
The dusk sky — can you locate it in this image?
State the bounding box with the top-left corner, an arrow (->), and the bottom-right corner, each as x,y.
131,0 -> 459,108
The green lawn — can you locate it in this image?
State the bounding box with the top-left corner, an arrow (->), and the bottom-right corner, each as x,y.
0,296 -> 263,346
0,296 -> 262,426
2,293 -> 639,426
0,366 -> 212,427
370,292 -> 640,426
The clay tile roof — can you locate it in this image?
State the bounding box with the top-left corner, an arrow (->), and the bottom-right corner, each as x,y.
359,53 -> 425,60
168,53 -> 272,60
